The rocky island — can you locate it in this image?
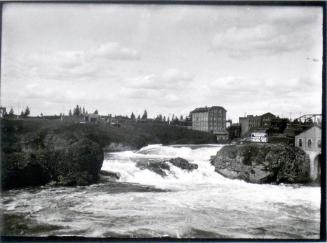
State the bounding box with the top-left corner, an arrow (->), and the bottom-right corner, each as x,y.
211,143 -> 311,184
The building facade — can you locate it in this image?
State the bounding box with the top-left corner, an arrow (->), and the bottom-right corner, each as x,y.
250,129 -> 268,143
239,112 -> 276,136
295,125 -> 321,181
85,113 -> 100,123
191,106 -> 228,141
191,106 -> 226,133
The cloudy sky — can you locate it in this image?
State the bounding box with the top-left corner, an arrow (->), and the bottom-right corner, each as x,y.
1,3 -> 323,122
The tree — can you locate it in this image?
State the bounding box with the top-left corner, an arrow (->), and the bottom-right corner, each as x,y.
69,109 -> 72,116
130,112 -> 136,120
155,114 -> 163,122
94,110 -> 98,115
180,115 -> 184,121
163,116 -> 166,122
82,107 -> 86,115
73,105 -> 81,116
141,110 -> 147,120
23,106 -> 30,117
137,115 -> 141,121
8,108 -> 14,118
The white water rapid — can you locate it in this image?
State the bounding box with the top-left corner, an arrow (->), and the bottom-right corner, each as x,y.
1,144 -> 321,239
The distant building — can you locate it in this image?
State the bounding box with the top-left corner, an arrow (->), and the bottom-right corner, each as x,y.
261,112 -> 276,127
0,107 -> 6,118
226,123 -> 241,140
295,125 -> 321,181
239,112 -> 276,136
239,115 -> 261,136
85,113 -> 100,123
250,129 -> 268,143
190,106 -> 228,142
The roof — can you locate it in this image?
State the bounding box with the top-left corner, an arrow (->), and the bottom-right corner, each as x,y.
295,125 -> 322,137
214,131 -> 229,135
190,106 -> 226,113
251,129 -> 268,133
86,113 -> 99,118
261,112 -> 276,118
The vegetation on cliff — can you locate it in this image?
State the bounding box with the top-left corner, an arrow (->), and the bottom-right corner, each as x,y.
1,119 -> 215,189
211,143 -> 310,184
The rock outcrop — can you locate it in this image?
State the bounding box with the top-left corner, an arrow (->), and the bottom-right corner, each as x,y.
1,120 -> 104,190
211,143 -> 310,184
136,157 -> 198,177
99,170 -> 121,182
169,157 -> 198,171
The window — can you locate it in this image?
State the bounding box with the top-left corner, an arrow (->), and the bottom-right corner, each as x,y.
318,140 -> 321,148
299,139 -> 302,147
308,139 -> 312,148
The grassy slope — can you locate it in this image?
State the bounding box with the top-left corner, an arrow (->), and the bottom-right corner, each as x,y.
1,119 -> 216,151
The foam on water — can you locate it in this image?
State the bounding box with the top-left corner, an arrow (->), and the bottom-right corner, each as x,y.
1,144 -> 321,238
102,145 -> 320,208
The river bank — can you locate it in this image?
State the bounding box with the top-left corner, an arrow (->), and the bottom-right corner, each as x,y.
1,119 -> 215,189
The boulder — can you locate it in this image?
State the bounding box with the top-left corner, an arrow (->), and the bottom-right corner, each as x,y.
211,143 -> 310,184
168,157 -> 198,171
136,159 -> 171,177
99,170 -> 121,182
135,157 -> 198,177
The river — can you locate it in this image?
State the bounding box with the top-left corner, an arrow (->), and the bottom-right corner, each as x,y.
1,144 -> 321,238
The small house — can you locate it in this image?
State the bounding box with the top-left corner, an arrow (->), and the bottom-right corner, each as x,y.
250,129 -> 268,143
85,113 -> 100,123
295,125 -> 321,181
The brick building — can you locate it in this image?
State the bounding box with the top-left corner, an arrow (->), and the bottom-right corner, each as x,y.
239,112 -> 276,136
190,106 -> 228,141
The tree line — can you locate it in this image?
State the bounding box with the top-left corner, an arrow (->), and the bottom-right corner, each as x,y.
3,107 -> 30,118
2,105 -> 191,126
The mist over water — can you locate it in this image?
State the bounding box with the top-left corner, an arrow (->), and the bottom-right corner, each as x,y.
1,144 -> 321,238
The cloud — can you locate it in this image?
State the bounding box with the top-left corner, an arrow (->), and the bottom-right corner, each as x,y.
120,69 -> 194,108
93,42 -> 140,60
8,42 -> 140,82
212,24 -> 309,58
211,10 -> 321,58
127,68 -> 193,91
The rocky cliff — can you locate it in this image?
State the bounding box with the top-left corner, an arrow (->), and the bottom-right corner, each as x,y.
211,143 -> 310,184
1,120 -> 104,190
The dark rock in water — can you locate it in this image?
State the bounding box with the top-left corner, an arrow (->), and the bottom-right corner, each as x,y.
136,159 -> 171,177
1,121 -> 104,190
211,143 -> 310,184
99,170 -> 120,182
135,157 -> 198,177
92,181 -> 168,194
168,157 -> 198,171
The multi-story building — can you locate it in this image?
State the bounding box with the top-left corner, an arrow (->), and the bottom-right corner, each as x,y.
190,106 -> 228,141
261,112 -> 276,127
239,112 -> 276,136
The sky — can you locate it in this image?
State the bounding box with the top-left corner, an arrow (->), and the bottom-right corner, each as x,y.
1,3 -> 323,122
